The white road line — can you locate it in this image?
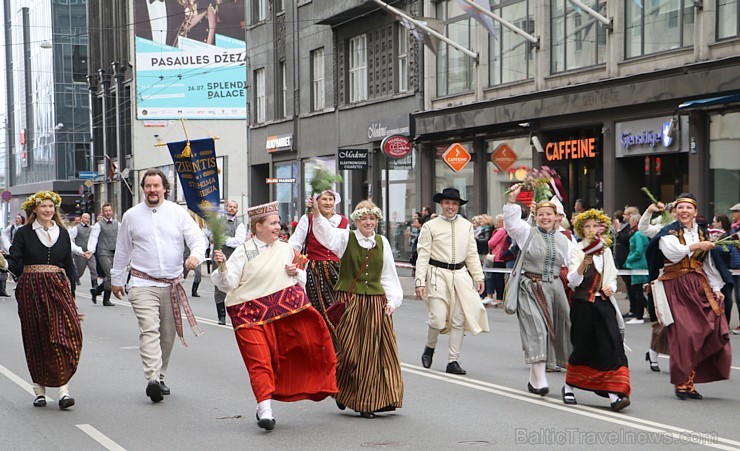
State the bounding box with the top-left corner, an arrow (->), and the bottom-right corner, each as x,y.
400,363 -> 740,450
0,363 -> 54,402
76,424 -> 127,451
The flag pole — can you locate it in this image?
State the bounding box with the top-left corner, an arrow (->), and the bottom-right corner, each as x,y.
461,0 -> 539,46
371,0 -> 478,62
567,0 -> 612,29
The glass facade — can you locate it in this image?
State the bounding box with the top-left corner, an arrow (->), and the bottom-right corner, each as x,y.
486,137 -> 532,217
551,0 -> 606,73
436,0 -> 474,97
625,0 -> 695,58
489,0 -> 534,85
709,112 -> 740,215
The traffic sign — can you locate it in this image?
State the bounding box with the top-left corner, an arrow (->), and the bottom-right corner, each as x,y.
442,143 -> 471,172
0,190 -> 11,202
79,171 -> 97,179
84,180 -> 93,188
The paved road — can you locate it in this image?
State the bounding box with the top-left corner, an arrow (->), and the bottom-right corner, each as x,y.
1,274 -> 740,450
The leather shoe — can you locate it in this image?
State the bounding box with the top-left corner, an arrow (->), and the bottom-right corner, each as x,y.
335,399 -> 346,411
645,352 -> 660,372
610,396 -> 630,411
256,412 -> 276,430
58,395 -> 75,410
359,412 -> 376,419
90,288 -> 98,304
561,387 -> 577,405
159,380 -> 170,395
527,382 -> 549,396
146,380 -> 163,403
33,395 -> 47,407
0,291 -> 10,297
675,387 -> 702,400
421,346 -> 434,368
446,361 -> 466,375
218,317 -> 226,325
191,292 -> 200,298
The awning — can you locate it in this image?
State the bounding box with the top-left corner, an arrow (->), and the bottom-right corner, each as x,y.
677,92 -> 740,111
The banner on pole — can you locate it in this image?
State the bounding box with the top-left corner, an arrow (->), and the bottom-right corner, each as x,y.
167,138 -> 220,217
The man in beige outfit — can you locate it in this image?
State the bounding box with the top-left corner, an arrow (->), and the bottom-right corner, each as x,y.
415,188 -> 489,375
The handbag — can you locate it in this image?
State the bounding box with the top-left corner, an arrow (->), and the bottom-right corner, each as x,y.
325,243 -> 375,327
485,252 -> 495,263
650,278 -> 674,327
503,230 -> 534,315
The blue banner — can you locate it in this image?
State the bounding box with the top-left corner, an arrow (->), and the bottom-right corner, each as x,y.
167,138 -> 220,217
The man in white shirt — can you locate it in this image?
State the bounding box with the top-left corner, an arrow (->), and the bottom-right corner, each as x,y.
111,169 -> 205,403
68,213 -> 98,297
87,204 -> 119,306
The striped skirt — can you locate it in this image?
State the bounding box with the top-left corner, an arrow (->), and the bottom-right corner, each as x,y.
16,265 -> 82,387
334,291 -> 404,413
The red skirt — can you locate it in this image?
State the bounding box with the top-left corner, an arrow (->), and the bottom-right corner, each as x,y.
232,306 -> 338,403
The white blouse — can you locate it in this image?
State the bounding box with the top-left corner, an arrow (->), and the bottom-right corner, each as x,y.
658,224 -> 723,291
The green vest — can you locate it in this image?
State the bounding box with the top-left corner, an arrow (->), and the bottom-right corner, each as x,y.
334,233 -> 385,295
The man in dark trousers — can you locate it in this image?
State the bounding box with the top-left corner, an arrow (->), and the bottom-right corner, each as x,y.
88,204 -> 118,306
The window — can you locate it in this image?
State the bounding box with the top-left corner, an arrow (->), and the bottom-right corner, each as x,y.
710,112 -> 740,216
276,0 -> 285,13
349,34 -> 368,102
551,0 -> 606,73
255,68 -> 265,123
252,0 -> 267,24
717,0 -> 740,39
277,61 -> 287,118
397,24 -> 408,92
625,0 -> 694,58
311,48 -> 325,111
489,0 -> 534,85
436,0 -> 474,97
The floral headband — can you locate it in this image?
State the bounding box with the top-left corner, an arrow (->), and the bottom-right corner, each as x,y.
21,191 -> 62,212
350,207 -> 383,221
572,209 -> 613,247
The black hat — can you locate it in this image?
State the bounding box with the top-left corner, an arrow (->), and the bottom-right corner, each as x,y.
433,188 -> 468,205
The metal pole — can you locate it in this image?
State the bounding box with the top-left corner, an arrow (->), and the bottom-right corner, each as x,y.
567,0 -> 612,29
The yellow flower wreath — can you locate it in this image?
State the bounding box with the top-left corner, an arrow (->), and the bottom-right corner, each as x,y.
572,209 -> 613,247
21,191 -> 62,212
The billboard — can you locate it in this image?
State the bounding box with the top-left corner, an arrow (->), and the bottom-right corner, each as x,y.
134,0 -> 247,119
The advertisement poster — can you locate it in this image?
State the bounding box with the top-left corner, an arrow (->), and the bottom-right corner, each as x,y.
134,0 -> 247,119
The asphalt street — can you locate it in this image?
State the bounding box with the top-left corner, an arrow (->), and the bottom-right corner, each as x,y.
1,272 -> 740,450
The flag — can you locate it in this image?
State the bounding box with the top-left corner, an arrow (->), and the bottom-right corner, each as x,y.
105,154 -> 118,180
167,137 -> 221,217
456,0 -> 498,41
398,16 -> 444,55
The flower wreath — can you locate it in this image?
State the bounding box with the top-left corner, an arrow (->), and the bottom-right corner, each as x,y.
572,209 -> 613,248
21,191 -> 62,212
350,207 -> 383,222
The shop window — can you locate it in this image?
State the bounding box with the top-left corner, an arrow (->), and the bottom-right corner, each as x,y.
434,142 -> 475,217
551,0 -> 606,73
625,0 -> 694,58
717,0 -> 740,40
311,48 -> 325,111
489,0 -> 534,85
436,0 -> 473,97
274,161 -> 299,225
709,112 -> 740,215
382,151 -> 416,261
486,137 -> 533,217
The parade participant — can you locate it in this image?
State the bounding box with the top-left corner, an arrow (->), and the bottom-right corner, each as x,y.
311,198 -> 404,418
212,201 -> 337,430
87,203 -> 118,306
0,191 -> 81,409
646,193 -> 731,400
111,169 -> 206,403
288,189 -> 349,338
564,210 -> 631,411
213,199 -> 246,325
69,213 -> 98,299
415,188 -> 488,375
504,184 -> 573,395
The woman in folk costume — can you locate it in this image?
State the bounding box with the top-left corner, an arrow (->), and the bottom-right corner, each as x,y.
288,189 -> 349,340
211,201 -> 338,431
645,193 -> 731,400
564,210 -> 631,411
0,191 -> 82,410
503,184 -> 574,395
310,198 -> 404,419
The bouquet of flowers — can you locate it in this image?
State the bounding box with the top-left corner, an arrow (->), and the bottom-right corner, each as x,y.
507,166 -> 564,204
640,187 -> 673,226
200,201 -> 228,271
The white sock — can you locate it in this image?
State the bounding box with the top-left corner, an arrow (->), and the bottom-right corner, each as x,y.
608,393 -> 620,402
564,383 -> 574,393
648,349 -> 658,362
58,384 -> 70,399
257,399 -> 273,420
33,384 -> 46,398
529,362 -> 548,388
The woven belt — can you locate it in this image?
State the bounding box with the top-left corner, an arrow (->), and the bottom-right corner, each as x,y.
429,259 -> 466,270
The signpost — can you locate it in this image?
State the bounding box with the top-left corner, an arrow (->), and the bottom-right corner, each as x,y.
491,143 -> 517,171
442,143 -> 471,172
79,171 -> 97,179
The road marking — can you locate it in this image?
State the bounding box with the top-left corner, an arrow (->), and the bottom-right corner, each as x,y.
401,363 -> 740,450
0,363 -> 54,402
76,424 -> 127,451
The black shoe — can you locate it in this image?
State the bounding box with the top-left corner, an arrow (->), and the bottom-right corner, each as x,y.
191,292 -> 200,298
561,387 -> 577,405
33,395 -> 47,407
58,395 -> 75,410
76,279 -> 81,286
146,380 -> 164,403
421,346 -> 434,368
622,312 -> 636,319
256,412 -> 276,430
446,361 -> 466,375
0,291 -> 9,297
359,412 -> 376,419
610,396 -> 630,411
645,352 -> 660,372
218,317 -> 226,325
527,382 -> 549,396
159,381 -> 170,395
102,290 -> 114,306
90,288 -> 98,304
676,387 -> 703,400
335,399 -> 346,411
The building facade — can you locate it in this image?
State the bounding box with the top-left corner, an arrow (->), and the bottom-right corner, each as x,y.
411,0 -> 740,221
3,0 -> 92,218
